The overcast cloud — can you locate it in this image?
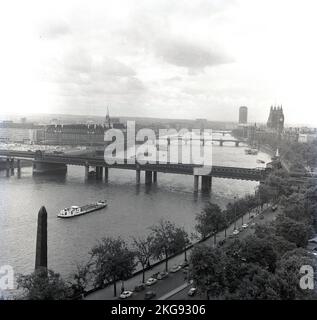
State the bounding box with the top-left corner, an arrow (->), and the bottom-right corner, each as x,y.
0,0 -> 316,125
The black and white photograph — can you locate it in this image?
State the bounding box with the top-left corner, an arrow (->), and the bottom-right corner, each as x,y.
0,0 -> 317,311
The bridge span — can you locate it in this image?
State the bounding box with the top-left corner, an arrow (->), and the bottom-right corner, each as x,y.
0,149 -> 268,193
161,136 -> 246,147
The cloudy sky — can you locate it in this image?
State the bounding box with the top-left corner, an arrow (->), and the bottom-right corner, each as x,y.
0,0 -> 317,125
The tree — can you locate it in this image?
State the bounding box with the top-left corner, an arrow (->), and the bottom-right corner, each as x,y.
173,227 -> 191,262
70,262 -> 92,298
253,222 -> 298,257
90,237 -> 136,297
17,268 -> 71,300
189,245 -> 226,299
257,184 -> 275,207
223,264 -> 281,300
264,170 -> 292,199
275,215 -> 313,247
240,235 -> 277,272
131,235 -> 154,283
150,219 -> 182,272
195,203 -> 226,244
276,248 -> 317,300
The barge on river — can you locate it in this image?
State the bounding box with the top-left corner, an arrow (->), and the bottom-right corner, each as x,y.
58,200 -> 107,218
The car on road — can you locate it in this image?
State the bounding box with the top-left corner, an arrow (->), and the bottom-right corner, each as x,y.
151,272 -> 160,279
188,288 -> 197,296
218,239 -> 226,246
134,283 -> 146,292
310,247 -> 317,257
271,204 -> 278,211
250,215 -> 255,219
119,291 -> 133,299
232,229 -> 239,235
144,291 -> 156,300
157,271 -> 169,280
146,277 -> 158,286
170,265 -> 182,273
242,223 -> 248,229
180,260 -> 189,268
182,266 -> 189,273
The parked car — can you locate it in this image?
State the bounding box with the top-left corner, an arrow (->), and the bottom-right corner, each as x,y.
144,291 -> 156,300
180,260 -> 189,268
232,229 -> 239,235
242,223 -> 248,229
170,265 -> 182,273
119,291 -> 133,299
157,271 -> 169,280
134,283 -> 146,292
182,266 -> 189,274
151,272 -> 160,279
250,215 -> 255,219
218,239 -> 226,246
146,277 -> 158,286
271,205 -> 278,211
188,288 -> 197,296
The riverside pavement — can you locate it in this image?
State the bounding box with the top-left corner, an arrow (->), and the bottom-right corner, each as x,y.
85,203 -> 277,300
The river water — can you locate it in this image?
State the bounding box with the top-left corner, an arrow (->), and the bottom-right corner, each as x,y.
0,133 -> 271,280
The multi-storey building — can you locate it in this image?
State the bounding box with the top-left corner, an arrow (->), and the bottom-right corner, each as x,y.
239,106 -> 248,124
0,121 -> 44,144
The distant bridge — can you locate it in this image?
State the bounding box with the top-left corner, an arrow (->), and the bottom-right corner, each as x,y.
158,136 -> 247,147
0,149 -> 267,193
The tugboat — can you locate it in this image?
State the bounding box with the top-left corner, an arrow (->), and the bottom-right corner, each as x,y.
58,200 -> 107,218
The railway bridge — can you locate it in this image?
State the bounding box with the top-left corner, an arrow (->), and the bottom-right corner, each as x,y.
0,149 -> 268,193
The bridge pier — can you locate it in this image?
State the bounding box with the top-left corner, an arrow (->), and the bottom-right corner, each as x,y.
219,140 -> 223,147
104,167 -> 109,182
145,170 -> 152,185
10,158 -> 14,174
96,166 -> 103,180
194,175 -> 199,193
235,141 -> 239,147
17,159 -> 21,177
136,169 -> 141,185
85,164 -> 89,180
201,175 -> 211,193
153,171 -> 157,183
6,158 -> 10,177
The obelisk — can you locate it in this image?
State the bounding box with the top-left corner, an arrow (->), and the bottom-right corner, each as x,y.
35,206 -> 47,271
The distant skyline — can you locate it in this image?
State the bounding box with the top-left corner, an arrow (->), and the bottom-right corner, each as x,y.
0,0 -> 317,126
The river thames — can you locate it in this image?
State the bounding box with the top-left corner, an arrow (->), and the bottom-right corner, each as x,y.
0,134 -> 271,280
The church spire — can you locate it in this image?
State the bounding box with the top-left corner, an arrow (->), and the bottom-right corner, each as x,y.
105,106 -> 111,127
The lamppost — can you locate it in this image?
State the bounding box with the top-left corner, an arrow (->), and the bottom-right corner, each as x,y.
234,196 -> 237,230
224,211 -> 227,238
